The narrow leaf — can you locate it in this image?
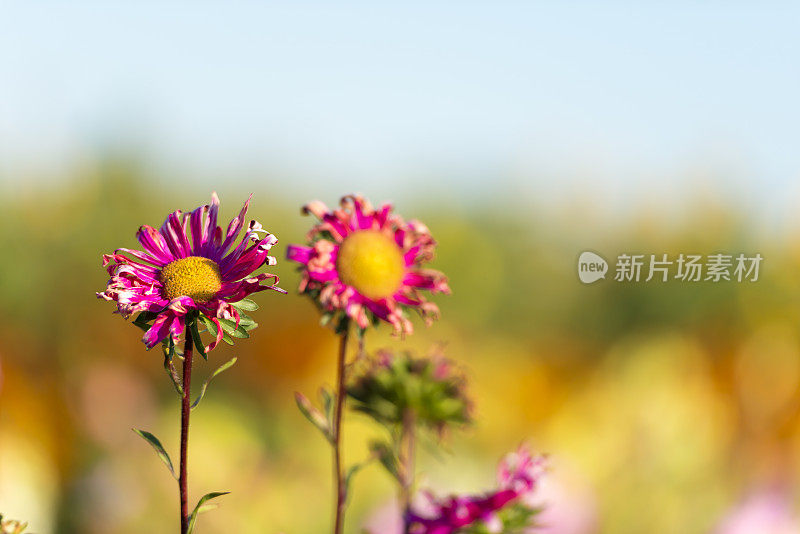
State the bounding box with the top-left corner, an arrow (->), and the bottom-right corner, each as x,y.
295,392 -> 332,442
335,316 -> 350,335
231,298 -> 259,311
132,311 -> 157,332
187,491 -> 229,534
370,441 -> 400,482
133,429 -> 176,479
195,503 -> 220,514
236,312 -> 256,328
189,318 -> 208,360
199,314 -> 218,336
218,318 -> 250,339
319,387 -> 334,421
191,357 -> 237,410
344,457 -> 374,503
200,314 -> 234,346
162,339 -> 183,395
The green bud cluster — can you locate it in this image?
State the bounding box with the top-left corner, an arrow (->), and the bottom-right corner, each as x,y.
347,350 -> 472,432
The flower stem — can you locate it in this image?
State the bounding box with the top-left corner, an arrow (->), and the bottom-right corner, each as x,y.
179,324 -> 194,534
332,325 -> 349,534
399,410 -> 416,534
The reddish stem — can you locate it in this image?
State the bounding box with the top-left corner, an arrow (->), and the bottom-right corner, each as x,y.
179,325 -> 194,534
332,326 -> 349,534
399,410 -> 416,534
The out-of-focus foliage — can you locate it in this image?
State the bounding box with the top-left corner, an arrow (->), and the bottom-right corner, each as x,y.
1,159 -> 800,533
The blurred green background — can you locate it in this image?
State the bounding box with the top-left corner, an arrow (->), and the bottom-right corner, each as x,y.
2,3 -> 800,533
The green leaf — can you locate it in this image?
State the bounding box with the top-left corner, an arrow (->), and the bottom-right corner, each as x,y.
162,339 -> 183,395
199,314 -> 217,335
132,311 -> 158,332
191,357 -> 237,410
319,387 -> 334,421
189,317 -> 207,360
195,503 -> 221,514
236,312 -> 257,328
369,441 -> 400,482
199,315 -> 234,346
133,429 -> 176,480
231,298 -> 259,311
218,318 -> 250,339
335,316 -> 350,335
186,491 -> 229,534
344,457 -> 374,503
295,391 -> 332,442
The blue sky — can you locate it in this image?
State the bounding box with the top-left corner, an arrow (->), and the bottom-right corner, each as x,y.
1,2 -> 798,217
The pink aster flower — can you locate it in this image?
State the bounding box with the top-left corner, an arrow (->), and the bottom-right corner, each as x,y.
98,192 -> 285,350
286,194 -> 450,335
407,446 -> 547,534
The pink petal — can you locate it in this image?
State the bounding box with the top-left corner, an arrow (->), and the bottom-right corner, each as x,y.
190,203 -> 209,254
160,211 -> 191,259
114,247 -> 168,268
142,313 -> 173,348
137,225 -> 175,264
219,193 -> 253,256
286,244 -> 313,264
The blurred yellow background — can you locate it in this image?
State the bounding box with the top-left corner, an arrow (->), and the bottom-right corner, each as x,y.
2,3 -> 800,533
1,164 -> 800,533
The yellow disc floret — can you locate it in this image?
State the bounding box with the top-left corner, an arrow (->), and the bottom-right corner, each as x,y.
160,256 -> 222,303
337,230 -> 405,300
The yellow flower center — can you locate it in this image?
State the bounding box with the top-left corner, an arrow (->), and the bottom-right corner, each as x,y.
160,256 -> 222,303
337,230 -> 405,300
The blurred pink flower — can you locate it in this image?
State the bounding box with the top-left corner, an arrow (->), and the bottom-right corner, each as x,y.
524,465 -> 598,534
406,446 -> 546,534
97,192 -> 284,350
286,194 -> 449,335
715,490 -> 800,534
363,500 -> 404,534
498,446 -> 546,495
